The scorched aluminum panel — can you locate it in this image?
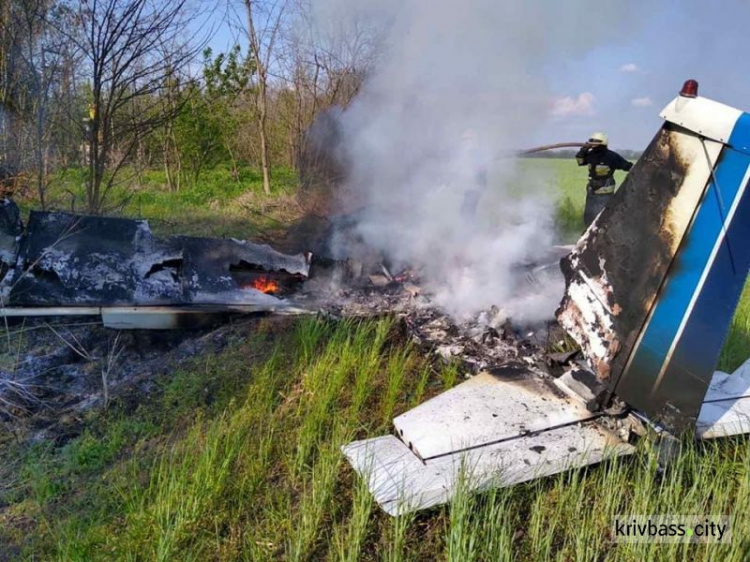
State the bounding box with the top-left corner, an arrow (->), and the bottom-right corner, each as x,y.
343,422 -> 632,516
393,369 -> 596,461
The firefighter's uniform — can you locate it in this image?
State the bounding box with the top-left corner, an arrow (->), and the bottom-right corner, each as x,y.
575,133 -> 633,227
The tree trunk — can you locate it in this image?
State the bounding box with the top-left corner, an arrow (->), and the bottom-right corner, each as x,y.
244,0 -> 272,195
258,85 -> 271,195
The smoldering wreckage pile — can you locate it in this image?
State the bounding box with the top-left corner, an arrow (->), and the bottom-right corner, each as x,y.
4,85 -> 750,516
0,207 -> 563,424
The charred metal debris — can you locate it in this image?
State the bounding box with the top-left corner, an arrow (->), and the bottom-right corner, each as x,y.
0,206 -> 575,380
0,207 -> 586,432
0,210 -> 310,307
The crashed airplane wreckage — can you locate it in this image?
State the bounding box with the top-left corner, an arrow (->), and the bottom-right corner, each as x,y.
344,80 -> 750,515
0,211 -> 311,329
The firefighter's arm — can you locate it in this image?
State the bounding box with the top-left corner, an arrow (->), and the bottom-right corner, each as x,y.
615,153 -> 633,172
575,146 -> 589,166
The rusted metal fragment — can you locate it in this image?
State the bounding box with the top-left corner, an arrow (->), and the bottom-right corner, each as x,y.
556,124 -> 721,390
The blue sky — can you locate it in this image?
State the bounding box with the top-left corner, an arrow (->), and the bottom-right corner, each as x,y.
198,1 -> 750,151
543,1 -> 750,149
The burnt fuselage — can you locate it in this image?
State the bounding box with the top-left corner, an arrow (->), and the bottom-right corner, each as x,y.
4,211 -> 310,307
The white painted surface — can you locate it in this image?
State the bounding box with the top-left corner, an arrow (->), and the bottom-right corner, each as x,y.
704,359 -> 750,402
101,304 -> 311,329
0,307 -> 101,316
393,371 -> 596,460
697,397 -> 750,439
343,423 -> 633,516
659,134 -> 723,254
0,303 -> 312,329
561,130 -> 723,383
697,359 -> 750,439
660,95 -> 742,144
102,308 -> 195,329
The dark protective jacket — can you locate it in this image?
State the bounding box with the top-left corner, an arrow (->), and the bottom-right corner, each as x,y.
575,145 -> 633,194
0,198 -> 22,237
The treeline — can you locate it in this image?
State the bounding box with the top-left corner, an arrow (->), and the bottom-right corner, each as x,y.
0,0 -> 375,213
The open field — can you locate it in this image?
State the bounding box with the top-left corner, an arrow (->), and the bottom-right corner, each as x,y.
16,165 -> 303,240
1,160 -> 750,560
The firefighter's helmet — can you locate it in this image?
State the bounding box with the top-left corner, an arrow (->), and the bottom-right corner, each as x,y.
588,132 -> 608,146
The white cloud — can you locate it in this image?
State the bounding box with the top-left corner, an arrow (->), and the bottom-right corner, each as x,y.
620,63 -> 640,73
631,97 -> 653,107
551,92 -> 596,117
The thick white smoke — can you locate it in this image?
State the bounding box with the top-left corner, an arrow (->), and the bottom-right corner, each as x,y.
311,0 -> 646,323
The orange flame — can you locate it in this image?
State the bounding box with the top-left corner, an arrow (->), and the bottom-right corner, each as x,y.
250,276 -> 280,294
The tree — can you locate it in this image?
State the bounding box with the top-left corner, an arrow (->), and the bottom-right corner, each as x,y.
276,0 -> 376,169
242,0 -> 287,195
18,1 -> 71,209
196,46 -> 254,182
0,0 -> 38,170
0,0 -> 77,208
56,0 -> 206,213
158,46 -> 254,191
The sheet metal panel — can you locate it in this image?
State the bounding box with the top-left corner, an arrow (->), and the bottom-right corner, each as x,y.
5,211 -> 309,307
10,212 -> 149,305
698,360 -> 750,438
343,423 -> 633,516
557,125 -> 722,387
393,369 -> 595,461
615,115 -> 750,430
697,397 -> 750,439
704,359 -> 750,402
660,95 -> 742,145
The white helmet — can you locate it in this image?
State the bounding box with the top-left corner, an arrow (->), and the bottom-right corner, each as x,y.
588,132 -> 608,146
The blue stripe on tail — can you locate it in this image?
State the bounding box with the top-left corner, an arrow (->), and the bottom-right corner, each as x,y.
616,113 -> 750,423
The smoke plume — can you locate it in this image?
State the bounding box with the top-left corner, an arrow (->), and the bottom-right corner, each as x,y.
312,0 -> 644,323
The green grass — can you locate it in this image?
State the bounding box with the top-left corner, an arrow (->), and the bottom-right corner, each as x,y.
20,164 -> 302,239
513,157 -> 631,239
719,280 -> 750,372
2,160 -> 750,560
3,317 -> 749,560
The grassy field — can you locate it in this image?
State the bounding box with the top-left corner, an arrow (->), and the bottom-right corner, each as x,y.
2,160 -> 750,560
21,164 -> 303,240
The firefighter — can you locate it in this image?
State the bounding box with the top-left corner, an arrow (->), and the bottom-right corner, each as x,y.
575,132 -> 633,227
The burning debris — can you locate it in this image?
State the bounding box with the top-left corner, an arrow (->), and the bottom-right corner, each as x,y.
296,245 -> 566,377
0,211 -> 310,313
239,274 -> 281,295
342,84 -> 750,516
6,83 -> 750,521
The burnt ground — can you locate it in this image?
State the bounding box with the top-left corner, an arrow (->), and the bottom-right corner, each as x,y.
0,316 -> 265,449
0,288 -> 572,454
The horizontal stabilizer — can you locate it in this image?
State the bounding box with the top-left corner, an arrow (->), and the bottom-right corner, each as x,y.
343,423 -> 632,516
